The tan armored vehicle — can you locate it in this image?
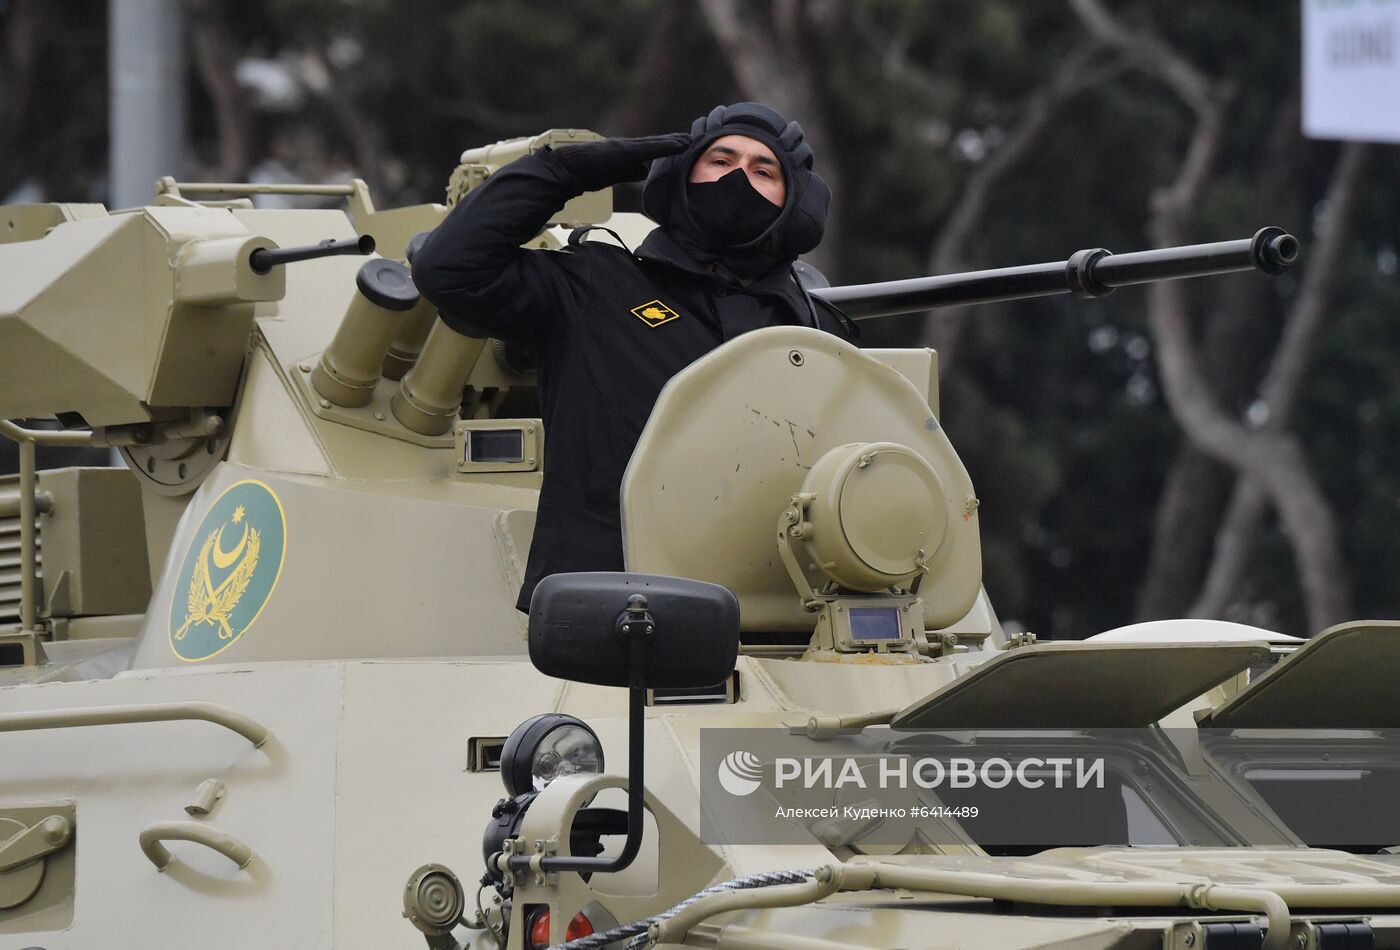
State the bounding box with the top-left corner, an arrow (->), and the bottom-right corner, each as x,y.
4,131 -> 1400,950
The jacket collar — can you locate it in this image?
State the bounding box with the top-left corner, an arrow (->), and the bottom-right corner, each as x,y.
636,227 -> 809,310
635,227 -> 711,276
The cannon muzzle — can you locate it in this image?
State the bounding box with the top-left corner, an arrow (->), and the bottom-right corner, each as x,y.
813,227 -> 1300,321
249,234 -> 376,274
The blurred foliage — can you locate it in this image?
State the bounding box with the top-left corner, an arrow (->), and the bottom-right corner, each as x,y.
3,0 -> 1398,637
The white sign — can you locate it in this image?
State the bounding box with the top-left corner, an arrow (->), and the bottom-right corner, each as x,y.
1303,0 -> 1400,142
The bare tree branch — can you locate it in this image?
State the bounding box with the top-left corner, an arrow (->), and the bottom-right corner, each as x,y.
1191,142 -> 1370,624
919,41 -> 1128,365
189,0 -> 254,180
1135,95 -> 1307,621
1066,0 -> 1213,112
1070,0 -> 1354,632
801,0 -> 850,39
1260,142 -> 1371,421
1152,262 -> 1352,630
1136,448 -> 1235,619
850,5 -> 957,104
1190,478 -> 1268,619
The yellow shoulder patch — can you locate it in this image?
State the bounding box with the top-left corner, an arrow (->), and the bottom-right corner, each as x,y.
630,299 -> 681,328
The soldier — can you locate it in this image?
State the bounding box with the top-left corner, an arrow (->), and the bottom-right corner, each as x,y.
412,102 -> 852,612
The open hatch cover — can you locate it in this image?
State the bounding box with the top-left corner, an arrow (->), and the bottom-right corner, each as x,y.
891,641 -> 1269,730
1198,621 -> 1400,729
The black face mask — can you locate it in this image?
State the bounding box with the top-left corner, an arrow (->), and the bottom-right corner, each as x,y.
685,169 -> 782,248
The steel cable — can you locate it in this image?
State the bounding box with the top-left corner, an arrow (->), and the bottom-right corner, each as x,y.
545,868 -> 818,950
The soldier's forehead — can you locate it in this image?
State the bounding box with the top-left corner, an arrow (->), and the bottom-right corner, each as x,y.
700,135 -> 780,165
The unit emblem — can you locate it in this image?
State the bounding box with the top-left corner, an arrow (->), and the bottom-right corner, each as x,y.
630,299 -> 681,328
169,479 -> 287,662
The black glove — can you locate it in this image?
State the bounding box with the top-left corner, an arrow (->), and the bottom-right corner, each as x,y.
549,133 -> 692,192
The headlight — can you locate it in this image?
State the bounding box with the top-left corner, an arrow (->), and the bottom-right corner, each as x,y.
501,713 -> 604,797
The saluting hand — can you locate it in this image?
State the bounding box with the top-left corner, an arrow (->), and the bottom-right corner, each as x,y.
549,133 -> 692,192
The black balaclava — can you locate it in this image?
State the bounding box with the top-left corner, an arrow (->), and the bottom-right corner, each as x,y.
643,102 -> 830,279
686,169 -> 781,248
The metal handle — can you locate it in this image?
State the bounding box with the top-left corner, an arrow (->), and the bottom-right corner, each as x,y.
139,821 -> 254,871
0,815 -> 72,872
0,701 -> 270,747
165,181 -> 357,197
0,419 -> 94,446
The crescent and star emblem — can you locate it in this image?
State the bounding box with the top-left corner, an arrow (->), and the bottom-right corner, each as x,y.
174,504 -> 262,642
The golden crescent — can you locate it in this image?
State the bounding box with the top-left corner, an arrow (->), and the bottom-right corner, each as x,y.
212,521 -> 250,570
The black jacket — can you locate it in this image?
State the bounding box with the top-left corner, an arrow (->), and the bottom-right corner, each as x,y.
411,149 -> 852,611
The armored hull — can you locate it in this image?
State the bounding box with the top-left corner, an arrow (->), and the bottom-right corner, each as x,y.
4,135 -> 1399,950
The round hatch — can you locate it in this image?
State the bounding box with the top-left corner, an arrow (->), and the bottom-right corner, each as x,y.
803,442 -> 948,591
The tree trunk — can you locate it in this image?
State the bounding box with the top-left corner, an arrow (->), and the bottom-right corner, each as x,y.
189,0 -> 254,181
0,0 -> 49,199
918,42 -> 1125,368
1134,447 -> 1234,620
1071,0 -> 1355,634
600,0 -> 693,137
310,43 -> 388,199
1189,142 -> 1370,628
1134,97 -> 1307,621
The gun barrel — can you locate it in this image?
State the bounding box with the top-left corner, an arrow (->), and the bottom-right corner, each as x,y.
249,234 -> 376,274
813,227 -> 1299,321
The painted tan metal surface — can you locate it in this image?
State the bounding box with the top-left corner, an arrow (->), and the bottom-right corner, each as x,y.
622,326 -> 981,632
892,641 -> 1271,729
0,202 -> 108,245
0,208 -> 280,426
1200,620 -> 1400,727
1,134 -> 1395,950
30,467 -> 151,617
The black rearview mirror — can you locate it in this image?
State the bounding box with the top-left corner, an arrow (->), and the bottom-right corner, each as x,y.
528,572 -> 740,689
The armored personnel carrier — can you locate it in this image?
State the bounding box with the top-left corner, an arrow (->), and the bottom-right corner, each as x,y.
4,130 -> 1400,950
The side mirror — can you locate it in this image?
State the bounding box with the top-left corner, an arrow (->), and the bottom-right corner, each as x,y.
528,572 -> 740,689
509,573 -> 739,878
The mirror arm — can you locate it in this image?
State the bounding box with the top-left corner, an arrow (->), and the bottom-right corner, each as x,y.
511,596 -> 653,876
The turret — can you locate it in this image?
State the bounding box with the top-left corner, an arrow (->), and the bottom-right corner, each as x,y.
0,128 -> 1301,674
0,204 -> 285,428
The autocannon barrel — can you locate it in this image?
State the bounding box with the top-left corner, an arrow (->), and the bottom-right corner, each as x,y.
248,234 -> 376,274
812,227 -> 1300,321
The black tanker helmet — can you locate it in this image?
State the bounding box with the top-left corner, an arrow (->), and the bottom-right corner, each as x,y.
642,102 -> 830,264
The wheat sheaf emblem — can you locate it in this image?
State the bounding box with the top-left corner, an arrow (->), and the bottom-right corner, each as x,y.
174,505 -> 261,642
